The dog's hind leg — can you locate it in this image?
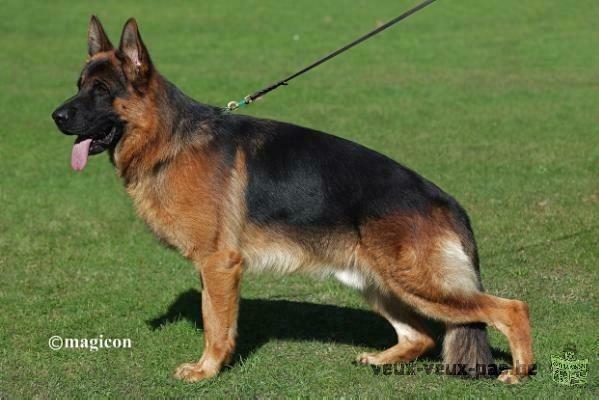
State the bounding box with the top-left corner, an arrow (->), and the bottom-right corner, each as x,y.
173,250 -> 243,382
358,213 -> 534,383
356,285 -> 435,365
395,290 -> 533,383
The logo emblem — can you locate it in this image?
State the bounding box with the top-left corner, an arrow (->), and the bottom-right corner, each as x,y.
551,351 -> 589,386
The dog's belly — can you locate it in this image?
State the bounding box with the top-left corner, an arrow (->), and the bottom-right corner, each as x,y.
242,244 -> 369,291
240,222 -> 370,290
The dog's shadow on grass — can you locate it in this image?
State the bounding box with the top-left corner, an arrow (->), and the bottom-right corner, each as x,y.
147,288 -> 510,365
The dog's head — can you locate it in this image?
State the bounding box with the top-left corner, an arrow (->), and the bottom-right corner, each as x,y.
52,16 -> 154,171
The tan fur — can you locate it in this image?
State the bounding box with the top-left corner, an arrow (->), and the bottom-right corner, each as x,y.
357,285 -> 435,365
106,68 -> 252,381
240,224 -> 361,275
354,211 -> 534,379
174,250 -> 243,381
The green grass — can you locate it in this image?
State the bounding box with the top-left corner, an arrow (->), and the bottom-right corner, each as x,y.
1,0 -> 598,397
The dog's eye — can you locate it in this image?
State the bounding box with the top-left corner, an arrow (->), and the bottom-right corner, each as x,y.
93,81 -> 110,96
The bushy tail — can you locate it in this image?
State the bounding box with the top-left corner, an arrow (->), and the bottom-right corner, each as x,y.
443,323 -> 494,378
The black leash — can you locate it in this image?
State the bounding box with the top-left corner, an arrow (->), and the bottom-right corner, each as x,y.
224,0 -> 438,112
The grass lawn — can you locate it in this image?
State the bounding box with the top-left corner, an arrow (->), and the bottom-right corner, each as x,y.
1,0 -> 597,397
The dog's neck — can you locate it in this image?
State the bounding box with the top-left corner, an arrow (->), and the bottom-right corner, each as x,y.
111,73 -> 220,185
161,78 -> 221,135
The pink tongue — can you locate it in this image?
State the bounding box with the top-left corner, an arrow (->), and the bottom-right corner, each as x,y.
71,138 -> 92,171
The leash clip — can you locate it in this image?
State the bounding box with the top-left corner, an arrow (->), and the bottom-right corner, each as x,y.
225,95 -> 253,112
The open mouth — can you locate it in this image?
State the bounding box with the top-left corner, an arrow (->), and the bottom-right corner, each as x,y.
71,126 -> 118,171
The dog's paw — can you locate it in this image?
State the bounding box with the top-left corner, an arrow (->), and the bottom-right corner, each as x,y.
355,352 -> 380,365
173,362 -> 216,382
497,369 -> 524,384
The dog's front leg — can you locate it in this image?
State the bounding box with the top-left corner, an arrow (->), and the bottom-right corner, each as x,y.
174,250 -> 243,382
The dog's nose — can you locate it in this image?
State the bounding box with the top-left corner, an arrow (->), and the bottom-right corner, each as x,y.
52,108 -> 73,126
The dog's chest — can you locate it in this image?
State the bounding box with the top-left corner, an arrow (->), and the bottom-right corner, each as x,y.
126,177 -> 193,255
127,180 -> 180,247
124,169 -> 220,258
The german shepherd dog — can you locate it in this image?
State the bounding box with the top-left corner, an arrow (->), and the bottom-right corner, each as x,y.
52,17 -> 533,384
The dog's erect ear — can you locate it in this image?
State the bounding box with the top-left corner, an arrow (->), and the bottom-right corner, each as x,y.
88,15 -> 113,56
119,18 -> 153,83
